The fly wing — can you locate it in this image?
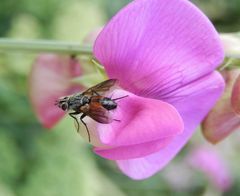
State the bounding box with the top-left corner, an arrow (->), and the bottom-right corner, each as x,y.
83,79 -> 117,97
85,99 -> 113,124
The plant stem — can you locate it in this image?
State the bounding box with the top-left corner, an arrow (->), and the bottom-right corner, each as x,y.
0,38 -> 93,55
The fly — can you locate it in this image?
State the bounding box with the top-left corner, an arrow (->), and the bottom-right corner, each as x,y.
56,79 -> 128,142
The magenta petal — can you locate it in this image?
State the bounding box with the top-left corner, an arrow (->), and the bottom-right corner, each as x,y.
29,54 -> 82,128
116,72 -> 224,179
94,0 -> 224,96
96,89 -> 183,146
94,137 -> 173,160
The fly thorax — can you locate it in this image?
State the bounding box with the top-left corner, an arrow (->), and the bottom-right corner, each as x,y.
81,96 -> 90,105
67,94 -> 89,111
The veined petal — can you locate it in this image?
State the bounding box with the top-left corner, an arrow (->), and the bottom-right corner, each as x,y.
116,72 -> 224,179
96,89 -> 184,146
94,0 -> 224,97
94,137 -> 173,160
29,54 -> 82,128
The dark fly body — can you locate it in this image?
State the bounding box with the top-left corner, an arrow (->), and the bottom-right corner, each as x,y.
56,79 -> 127,142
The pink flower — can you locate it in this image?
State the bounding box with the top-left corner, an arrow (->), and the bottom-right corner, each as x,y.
202,69 -> 240,143
187,146 -> 232,191
91,0 -> 224,179
29,54 -> 83,128
30,0 -> 224,180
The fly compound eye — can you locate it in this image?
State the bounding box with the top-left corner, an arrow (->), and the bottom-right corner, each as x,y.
61,103 -> 68,111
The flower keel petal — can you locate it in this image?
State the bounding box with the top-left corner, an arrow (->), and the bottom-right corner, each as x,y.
94,137 -> 173,160
97,89 -> 184,146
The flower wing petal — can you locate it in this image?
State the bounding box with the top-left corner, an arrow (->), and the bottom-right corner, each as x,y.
29,54 -> 82,128
116,72 -> 224,179
94,0 -> 224,97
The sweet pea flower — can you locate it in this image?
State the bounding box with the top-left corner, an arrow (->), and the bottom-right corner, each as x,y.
202,69 -> 240,144
187,146 -> 232,192
29,54 -> 83,128
30,0 -> 225,180
91,0 -> 224,179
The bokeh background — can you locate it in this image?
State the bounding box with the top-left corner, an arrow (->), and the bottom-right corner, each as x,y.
0,0 -> 240,195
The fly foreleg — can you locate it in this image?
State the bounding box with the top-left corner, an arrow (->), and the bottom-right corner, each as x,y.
69,112 -> 80,132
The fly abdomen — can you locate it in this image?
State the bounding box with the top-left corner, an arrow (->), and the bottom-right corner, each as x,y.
100,97 -> 117,110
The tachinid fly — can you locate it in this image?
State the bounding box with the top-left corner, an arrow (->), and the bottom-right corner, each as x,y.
55,79 -> 128,142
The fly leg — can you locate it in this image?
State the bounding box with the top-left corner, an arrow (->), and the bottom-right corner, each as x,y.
69,112 -> 80,132
69,112 -> 91,143
80,114 -> 91,143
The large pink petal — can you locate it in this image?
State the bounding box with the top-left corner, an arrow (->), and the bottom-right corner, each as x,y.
29,54 -> 82,128
94,0 -> 224,97
116,72 -> 224,179
95,89 -> 184,146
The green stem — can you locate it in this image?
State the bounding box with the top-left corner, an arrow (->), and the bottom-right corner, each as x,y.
0,38 -> 93,55
219,57 -> 240,71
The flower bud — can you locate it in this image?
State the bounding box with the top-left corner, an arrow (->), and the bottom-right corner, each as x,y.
231,73 -> 240,115
202,69 -> 240,143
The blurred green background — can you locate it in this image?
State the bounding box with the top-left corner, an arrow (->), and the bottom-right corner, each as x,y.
0,0 -> 240,195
